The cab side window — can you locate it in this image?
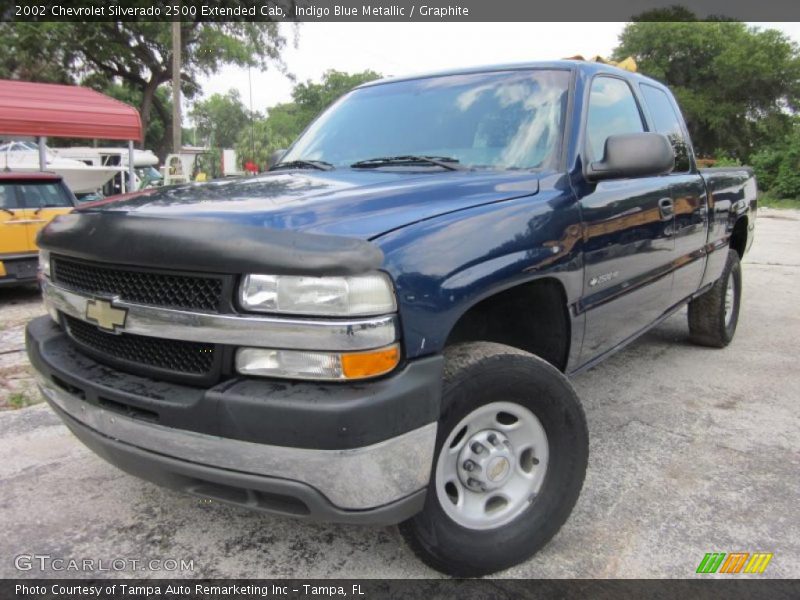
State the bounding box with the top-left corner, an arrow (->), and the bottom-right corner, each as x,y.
640,84 -> 691,172
585,77 -> 645,163
0,184 -> 18,210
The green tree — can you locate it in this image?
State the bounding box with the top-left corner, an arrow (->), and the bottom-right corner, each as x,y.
750,145 -> 784,192
236,118 -> 295,170
0,22 -> 75,83
630,6 -> 697,22
236,69 -> 381,170
290,69 -> 382,130
0,22 -> 289,155
754,123 -> 800,198
190,90 -> 254,149
613,17 -> 800,159
772,135 -> 800,198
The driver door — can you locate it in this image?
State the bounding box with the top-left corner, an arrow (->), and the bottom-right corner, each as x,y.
578,76 -> 676,364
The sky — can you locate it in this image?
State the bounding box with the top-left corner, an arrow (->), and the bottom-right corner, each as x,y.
196,22 -> 800,121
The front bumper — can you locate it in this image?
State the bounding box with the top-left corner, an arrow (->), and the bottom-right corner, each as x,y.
0,253 -> 38,286
26,316 -> 442,524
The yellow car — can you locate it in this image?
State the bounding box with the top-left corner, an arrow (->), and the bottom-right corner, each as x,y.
0,172 -> 75,286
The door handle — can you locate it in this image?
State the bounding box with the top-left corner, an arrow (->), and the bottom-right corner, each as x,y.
658,197 -> 674,220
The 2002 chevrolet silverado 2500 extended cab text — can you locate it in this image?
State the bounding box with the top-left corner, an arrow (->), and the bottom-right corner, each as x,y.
26,61 -> 756,576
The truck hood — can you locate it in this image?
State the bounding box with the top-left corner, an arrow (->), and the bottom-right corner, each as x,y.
83,169 -> 540,240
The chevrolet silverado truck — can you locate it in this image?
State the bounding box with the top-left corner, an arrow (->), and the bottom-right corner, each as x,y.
26,61 -> 756,576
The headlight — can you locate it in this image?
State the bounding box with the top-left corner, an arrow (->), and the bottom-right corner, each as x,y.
38,249 -> 51,278
235,344 -> 400,381
239,272 -> 396,316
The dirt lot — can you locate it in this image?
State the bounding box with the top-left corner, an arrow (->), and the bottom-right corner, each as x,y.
0,208 -> 798,578
0,283 -> 43,410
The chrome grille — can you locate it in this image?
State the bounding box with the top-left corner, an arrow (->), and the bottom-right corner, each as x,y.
52,256 -> 224,312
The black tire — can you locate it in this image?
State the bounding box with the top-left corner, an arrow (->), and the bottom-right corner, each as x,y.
399,342 -> 588,577
688,250 -> 742,348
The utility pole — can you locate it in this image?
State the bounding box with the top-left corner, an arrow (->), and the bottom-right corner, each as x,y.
248,66 -> 255,161
172,20 -> 182,154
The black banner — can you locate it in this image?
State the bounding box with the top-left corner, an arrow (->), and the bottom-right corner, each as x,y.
3,579 -> 800,600
4,0 -> 800,22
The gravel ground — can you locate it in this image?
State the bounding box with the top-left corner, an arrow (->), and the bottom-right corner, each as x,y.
0,208 -> 798,579
0,283 -> 44,410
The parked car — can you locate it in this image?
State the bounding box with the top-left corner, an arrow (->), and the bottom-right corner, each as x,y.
27,61 -> 756,576
0,172 -> 74,286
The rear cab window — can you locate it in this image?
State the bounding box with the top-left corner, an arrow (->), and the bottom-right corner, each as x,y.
639,84 -> 692,172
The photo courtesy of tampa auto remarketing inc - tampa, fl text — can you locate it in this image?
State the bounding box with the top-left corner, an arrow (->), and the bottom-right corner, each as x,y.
0,0 -> 799,598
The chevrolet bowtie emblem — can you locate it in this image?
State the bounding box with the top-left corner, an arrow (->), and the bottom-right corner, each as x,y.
85,299 -> 128,332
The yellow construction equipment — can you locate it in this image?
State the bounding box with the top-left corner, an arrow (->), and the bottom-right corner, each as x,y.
565,55 -> 638,73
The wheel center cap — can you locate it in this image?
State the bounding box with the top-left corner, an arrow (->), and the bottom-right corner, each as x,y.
457,429 -> 515,492
487,457 -> 510,482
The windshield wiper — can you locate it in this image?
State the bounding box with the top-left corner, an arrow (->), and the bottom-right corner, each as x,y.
272,159 -> 334,171
350,155 -> 465,171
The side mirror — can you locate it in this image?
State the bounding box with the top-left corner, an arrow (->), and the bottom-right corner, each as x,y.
586,132 -> 675,181
268,149 -> 287,170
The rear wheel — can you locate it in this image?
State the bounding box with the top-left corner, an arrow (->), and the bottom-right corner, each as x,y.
688,250 -> 742,348
400,342 -> 588,576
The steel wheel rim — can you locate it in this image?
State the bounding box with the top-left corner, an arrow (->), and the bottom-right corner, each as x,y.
724,272 -> 736,327
435,401 -> 549,530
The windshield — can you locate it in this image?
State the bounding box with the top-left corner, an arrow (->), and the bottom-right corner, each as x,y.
137,166 -> 162,181
282,69 -> 570,171
4,181 -> 73,208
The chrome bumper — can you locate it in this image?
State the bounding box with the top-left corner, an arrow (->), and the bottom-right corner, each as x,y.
37,373 -> 436,510
41,278 -> 398,352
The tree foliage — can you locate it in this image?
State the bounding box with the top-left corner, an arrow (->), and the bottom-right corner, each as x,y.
613,17 -> 800,160
0,22 -> 75,84
236,69 -> 381,169
190,90 -> 254,149
289,69 -> 382,129
751,122 -> 800,198
235,118 -> 292,170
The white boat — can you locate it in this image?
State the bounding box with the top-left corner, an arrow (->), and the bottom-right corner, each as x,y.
0,141 -> 118,193
56,146 -> 162,195
56,146 -> 159,168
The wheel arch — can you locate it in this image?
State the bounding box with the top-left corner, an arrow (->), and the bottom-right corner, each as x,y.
444,276 -> 572,372
730,215 -> 748,259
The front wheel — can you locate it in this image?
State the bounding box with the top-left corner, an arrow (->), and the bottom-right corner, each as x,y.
688,249 -> 742,348
399,342 -> 588,577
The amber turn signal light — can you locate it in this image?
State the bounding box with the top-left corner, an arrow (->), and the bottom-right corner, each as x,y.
341,345 -> 401,379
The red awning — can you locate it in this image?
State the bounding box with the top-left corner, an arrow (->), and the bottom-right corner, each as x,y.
0,79 -> 142,142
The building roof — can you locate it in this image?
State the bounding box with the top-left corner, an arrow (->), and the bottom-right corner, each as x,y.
0,79 -> 142,142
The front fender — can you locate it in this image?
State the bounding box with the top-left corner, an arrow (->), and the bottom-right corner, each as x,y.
375,180 -> 583,360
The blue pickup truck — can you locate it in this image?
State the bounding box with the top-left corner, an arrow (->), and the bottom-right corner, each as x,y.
27,60 -> 756,576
